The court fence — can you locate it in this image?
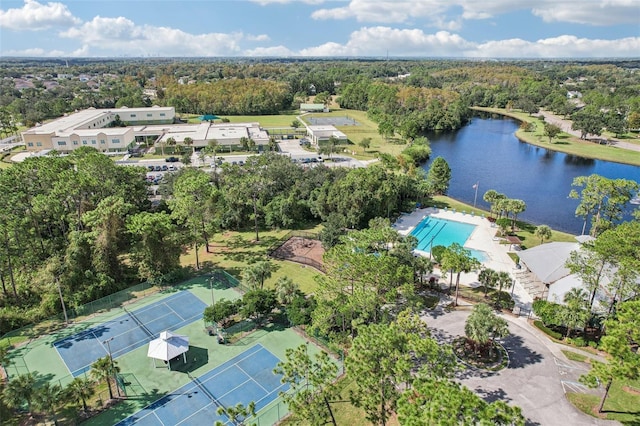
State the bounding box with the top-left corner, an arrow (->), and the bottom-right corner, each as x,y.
267,230 -> 325,273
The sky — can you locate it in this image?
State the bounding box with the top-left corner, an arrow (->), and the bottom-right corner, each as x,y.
0,0 -> 639,58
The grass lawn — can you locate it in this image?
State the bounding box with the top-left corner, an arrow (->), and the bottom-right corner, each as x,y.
567,377 -> 640,424
430,195 -> 577,249
180,226 -> 323,294
472,107 -> 640,167
561,349 -> 590,364
216,112 -> 300,128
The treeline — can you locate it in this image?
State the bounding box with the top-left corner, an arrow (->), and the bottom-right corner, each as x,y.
0,150 -> 442,333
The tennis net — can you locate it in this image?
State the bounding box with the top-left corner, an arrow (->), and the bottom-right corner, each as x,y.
123,307 -> 154,338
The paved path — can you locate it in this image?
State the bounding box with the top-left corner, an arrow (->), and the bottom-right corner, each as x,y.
537,110 -> 640,152
423,307 -> 616,426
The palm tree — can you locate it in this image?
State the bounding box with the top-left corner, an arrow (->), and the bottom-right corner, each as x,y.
34,382 -> 64,425
562,288 -> 589,338
478,267 -> 498,297
465,303 -> 509,357
534,225 -> 552,244
91,356 -> 119,400
166,136 -> 176,154
183,136 -> 194,154
66,377 -> 94,414
241,261 -> 275,290
158,139 -> 167,156
275,276 -> 299,306
3,373 -> 36,416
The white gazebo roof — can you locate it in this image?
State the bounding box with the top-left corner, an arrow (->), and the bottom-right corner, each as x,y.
147,330 -> 189,362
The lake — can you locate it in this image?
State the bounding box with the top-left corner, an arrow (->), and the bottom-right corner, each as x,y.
423,115 -> 640,235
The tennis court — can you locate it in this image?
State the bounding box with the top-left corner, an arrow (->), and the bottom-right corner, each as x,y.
54,291 -> 207,377
116,344 -> 288,425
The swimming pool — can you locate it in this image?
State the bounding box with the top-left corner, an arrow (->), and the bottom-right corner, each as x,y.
410,216 -> 487,261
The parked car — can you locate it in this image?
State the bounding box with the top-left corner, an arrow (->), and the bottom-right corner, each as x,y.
168,165 -> 175,171
154,165 -> 162,171
147,165 -> 155,171
165,156 -> 179,163
161,165 -> 168,171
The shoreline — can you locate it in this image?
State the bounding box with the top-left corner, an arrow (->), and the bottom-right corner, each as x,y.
471,106 -> 640,167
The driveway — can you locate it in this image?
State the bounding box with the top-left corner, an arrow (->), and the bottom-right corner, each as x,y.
423,307 -> 615,426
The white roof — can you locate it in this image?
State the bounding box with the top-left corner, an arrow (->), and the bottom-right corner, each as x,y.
518,242 -> 579,284
147,330 -> 189,361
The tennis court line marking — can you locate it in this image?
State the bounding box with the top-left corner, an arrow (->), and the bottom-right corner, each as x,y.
162,301 -> 186,321
152,411 -> 167,426
235,363 -> 270,394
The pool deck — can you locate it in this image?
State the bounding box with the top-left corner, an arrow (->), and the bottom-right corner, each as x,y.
394,208 -> 534,311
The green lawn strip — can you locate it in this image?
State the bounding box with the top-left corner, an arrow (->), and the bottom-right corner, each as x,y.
561,349 -> 590,364
219,112 -> 299,128
566,378 -> 640,423
472,107 -> 640,167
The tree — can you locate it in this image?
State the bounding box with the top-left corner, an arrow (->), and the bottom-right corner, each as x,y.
274,344 -> 339,426
346,311 -> 456,426
274,276 -> 299,306
543,122 -> 562,143
569,174 -> 638,237
464,303 -> 509,356
183,136 -> 194,154
65,377 -> 94,414
203,298 -> 238,328
397,377 -> 525,425
440,243 -> 480,306
205,139 -> 220,169
34,382 -> 64,425
565,247 -> 609,311
127,212 -> 182,280
358,137 -> 371,153
241,289 -> 277,324
215,402 -> 256,426
426,156 -> 451,195
483,190 -> 507,219
580,300 -> 640,413
166,136 -> 177,153
3,373 -> 36,416
241,261 -> 275,290
534,225 -> 552,244
291,119 -> 301,129
287,294 -> 316,326
561,288 -> 589,338
91,356 -> 119,400
318,136 -> 339,159
478,267 -> 498,297
571,108 -> 604,140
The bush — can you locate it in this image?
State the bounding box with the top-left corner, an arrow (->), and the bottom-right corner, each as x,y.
588,341 -> 599,349
567,337 -> 587,347
533,320 -> 562,340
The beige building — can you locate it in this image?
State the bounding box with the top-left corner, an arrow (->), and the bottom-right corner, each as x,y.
306,125 -> 347,145
154,122 -> 269,150
22,106 -> 175,152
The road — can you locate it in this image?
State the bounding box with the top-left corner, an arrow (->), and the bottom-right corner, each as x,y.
424,306 -> 616,426
537,110 -> 640,152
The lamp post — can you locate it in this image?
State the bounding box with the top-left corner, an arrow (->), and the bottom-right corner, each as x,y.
208,276 -> 215,306
103,337 -> 120,397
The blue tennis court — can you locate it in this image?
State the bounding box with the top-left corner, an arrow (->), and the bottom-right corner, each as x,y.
54,291 -> 207,376
116,344 -> 289,425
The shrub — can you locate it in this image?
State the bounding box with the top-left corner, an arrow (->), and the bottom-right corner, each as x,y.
533,320 -> 562,340
588,341 -> 599,349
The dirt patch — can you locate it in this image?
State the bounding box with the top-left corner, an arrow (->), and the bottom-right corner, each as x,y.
623,385 -> 640,396
270,236 -> 325,272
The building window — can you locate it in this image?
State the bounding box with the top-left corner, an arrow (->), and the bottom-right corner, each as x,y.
82,140 -> 88,145
36,142 -> 42,146
57,141 -> 67,146
147,113 -> 152,117
100,139 -> 105,144
160,113 -> 166,117
112,139 -> 120,144
73,141 -> 78,145
91,140 -> 96,144
130,114 -> 136,118
27,142 -> 34,147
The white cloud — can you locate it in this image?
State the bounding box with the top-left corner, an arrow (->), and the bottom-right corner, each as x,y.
244,45 -> 295,56
473,35 -> 640,58
246,34 -> 270,42
311,0 -> 640,27
299,27 -> 474,56
0,0 -> 81,30
59,16 -> 247,56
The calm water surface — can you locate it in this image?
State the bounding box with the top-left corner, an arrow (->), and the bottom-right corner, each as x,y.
423,116 -> 640,234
